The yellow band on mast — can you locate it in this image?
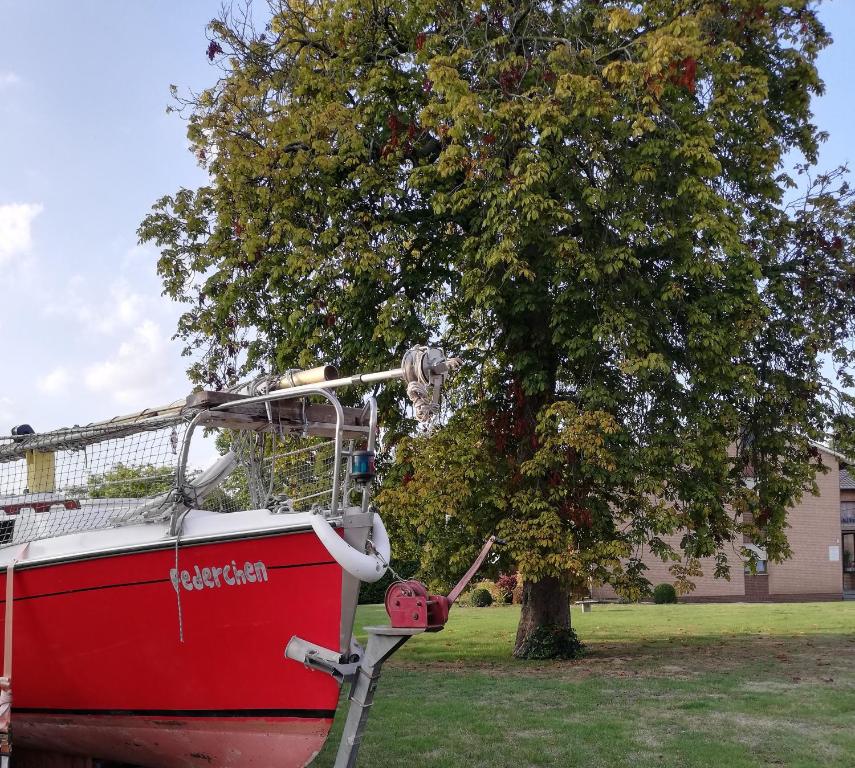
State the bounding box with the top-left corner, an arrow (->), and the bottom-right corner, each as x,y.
25,451 -> 55,493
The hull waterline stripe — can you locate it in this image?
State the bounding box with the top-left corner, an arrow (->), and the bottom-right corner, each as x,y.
13,707 -> 336,720
0,560 -> 336,604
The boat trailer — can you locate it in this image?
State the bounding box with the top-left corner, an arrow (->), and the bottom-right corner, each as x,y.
286,535 -> 500,768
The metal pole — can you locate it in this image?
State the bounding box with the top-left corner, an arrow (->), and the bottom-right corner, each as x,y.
361,398 -> 378,515
333,627 -> 423,768
0,560 -> 16,768
209,368 -> 405,413
3,563 -> 13,682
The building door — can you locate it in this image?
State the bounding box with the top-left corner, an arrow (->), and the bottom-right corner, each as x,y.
844,532 -> 855,594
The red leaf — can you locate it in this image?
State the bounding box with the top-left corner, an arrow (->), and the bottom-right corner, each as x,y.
680,57 -> 697,93
669,58 -> 697,94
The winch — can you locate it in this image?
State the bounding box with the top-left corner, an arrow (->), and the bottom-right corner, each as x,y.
384,535 -> 501,631
286,533 -> 502,768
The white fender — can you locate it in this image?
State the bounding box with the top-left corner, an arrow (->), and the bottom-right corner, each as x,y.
310,512 -> 390,583
370,512 -> 390,566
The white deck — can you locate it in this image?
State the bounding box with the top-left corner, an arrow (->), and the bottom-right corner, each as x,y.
0,506 -> 333,568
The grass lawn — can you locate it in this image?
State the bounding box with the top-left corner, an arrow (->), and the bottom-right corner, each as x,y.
313,602 -> 855,767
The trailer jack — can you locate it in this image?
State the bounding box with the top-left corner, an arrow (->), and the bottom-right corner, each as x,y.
285,536 -> 499,768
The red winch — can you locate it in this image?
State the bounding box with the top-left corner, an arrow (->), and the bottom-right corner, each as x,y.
384,535 -> 500,631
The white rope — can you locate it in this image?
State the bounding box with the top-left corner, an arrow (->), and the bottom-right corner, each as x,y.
174,534 -> 185,644
172,508 -> 192,644
0,685 -> 12,734
406,380 -> 438,423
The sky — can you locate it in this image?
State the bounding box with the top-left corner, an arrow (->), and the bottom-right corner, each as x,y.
1,1 -> 854,444
0,1 -> 220,436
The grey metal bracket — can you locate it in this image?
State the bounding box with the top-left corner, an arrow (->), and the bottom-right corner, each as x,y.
333,626 -> 425,768
285,636 -> 362,685
285,626 -> 425,768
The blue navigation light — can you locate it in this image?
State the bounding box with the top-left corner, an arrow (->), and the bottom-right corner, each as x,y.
350,450 -> 376,485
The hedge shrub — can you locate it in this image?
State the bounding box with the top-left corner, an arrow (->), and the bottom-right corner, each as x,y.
653,583 -> 678,604
471,587 -> 494,607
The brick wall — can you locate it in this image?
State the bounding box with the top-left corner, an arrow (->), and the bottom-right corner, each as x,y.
744,573 -> 770,600
591,534 -> 745,600
592,448 -> 846,602
768,460 -> 842,599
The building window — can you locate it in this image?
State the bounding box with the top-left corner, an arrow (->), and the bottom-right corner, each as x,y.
742,543 -> 768,575
844,533 -> 855,574
744,558 -> 767,574
842,502 -> 855,525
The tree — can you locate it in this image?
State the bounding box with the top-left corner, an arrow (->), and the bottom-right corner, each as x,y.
140,0 -> 855,657
88,461 -> 239,511
88,463 -> 174,499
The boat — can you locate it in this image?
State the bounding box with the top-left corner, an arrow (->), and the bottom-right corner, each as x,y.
0,346 -> 466,768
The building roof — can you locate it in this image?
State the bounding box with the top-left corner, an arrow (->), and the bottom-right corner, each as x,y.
841,468 -> 855,491
810,440 -> 854,464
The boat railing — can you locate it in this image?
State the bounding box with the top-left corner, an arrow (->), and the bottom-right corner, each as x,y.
169,386 -> 378,534
0,387 -> 377,546
0,345 -> 455,547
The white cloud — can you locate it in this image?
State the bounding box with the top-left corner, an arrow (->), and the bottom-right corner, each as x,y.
0,203 -> 43,264
84,320 -> 175,406
0,397 -> 14,424
0,72 -> 20,89
37,367 -> 71,395
48,277 -> 146,335
121,243 -> 158,270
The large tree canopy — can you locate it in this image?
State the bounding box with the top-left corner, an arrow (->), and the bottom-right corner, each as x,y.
140,0 -> 855,656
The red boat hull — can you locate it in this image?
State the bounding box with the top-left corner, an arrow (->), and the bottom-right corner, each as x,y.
0,527 -> 345,767
17,713 -> 332,768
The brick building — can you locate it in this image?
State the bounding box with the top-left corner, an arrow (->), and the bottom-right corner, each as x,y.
593,444 -> 855,602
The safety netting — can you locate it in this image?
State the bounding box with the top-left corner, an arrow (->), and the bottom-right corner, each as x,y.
0,415 -> 350,546
0,415 -> 192,545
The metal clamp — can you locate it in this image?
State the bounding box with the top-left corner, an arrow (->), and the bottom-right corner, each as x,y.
285,636 -> 362,685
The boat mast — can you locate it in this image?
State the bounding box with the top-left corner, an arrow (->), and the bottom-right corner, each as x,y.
219,346 -> 460,424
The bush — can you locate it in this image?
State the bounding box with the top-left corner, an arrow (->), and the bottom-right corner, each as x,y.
514,624 -> 585,660
358,556 -> 420,604
653,583 -> 678,604
473,579 -> 503,603
359,571 -> 396,605
496,572 -> 518,604
471,587 -> 494,607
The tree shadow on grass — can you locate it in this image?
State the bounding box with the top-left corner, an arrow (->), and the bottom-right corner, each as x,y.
390,631 -> 855,684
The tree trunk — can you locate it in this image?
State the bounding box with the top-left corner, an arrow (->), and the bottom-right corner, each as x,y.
513,575 -> 573,657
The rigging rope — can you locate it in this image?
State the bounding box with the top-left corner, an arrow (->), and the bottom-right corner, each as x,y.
402,346 -> 462,424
